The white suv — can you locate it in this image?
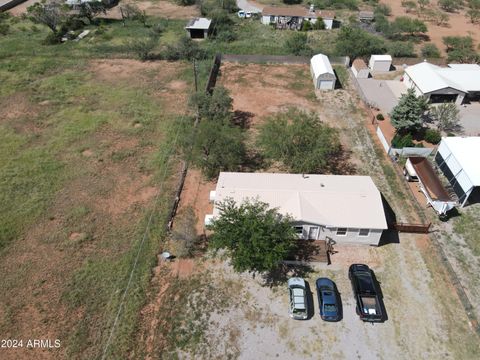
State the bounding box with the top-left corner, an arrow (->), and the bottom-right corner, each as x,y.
288,278 -> 308,320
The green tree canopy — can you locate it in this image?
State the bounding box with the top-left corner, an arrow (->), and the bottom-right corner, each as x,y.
388,16 -> 427,38
257,109 -> 341,174
335,26 -> 386,60
443,36 -> 479,62
191,120 -> 246,179
208,198 -> 296,273
390,88 -> 429,134
191,86 -> 234,124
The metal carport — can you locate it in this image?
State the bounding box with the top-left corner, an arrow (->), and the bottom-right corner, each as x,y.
435,137 -> 480,207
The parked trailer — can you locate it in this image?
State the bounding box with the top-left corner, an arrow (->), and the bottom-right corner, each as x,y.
404,157 -> 455,217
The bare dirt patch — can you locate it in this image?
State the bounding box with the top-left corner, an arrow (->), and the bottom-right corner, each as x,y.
104,0 -> 200,20
220,63 -> 318,128
381,0 -> 480,55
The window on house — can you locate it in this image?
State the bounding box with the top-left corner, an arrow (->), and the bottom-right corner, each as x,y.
359,229 -> 370,237
336,228 -> 347,236
294,226 -> 303,235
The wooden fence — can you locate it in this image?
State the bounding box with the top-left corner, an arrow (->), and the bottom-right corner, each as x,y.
390,222 -> 431,234
205,54 -> 222,94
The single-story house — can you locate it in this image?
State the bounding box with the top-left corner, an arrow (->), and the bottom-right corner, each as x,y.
185,18 -> 211,39
310,54 -> 336,90
206,172 -> 388,246
261,6 -> 335,30
369,55 -> 392,72
358,10 -> 374,22
352,58 -> 370,79
435,137 -> 480,207
404,62 -> 480,105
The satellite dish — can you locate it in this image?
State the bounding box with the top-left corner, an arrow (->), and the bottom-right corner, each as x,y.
161,252 -> 171,260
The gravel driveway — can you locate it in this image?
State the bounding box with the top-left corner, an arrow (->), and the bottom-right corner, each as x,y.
236,0 -> 262,13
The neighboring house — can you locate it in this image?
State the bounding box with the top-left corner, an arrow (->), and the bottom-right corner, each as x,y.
358,10 -> 374,22
0,0 -> 30,11
185,18 -> 211,39
261,6 -> 335,30
207,172 -> 388,246
368,55 -> 392,72
310,54 -> 336,90
352,59 -> 370,79
404,62 -> 480,105
435,137 -> 480,207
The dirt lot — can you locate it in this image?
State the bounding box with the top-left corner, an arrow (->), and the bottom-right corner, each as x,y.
381,0 -> 480,55
137,62 -> 480,359
8,0 -> 200,19
0,58 -> 190,359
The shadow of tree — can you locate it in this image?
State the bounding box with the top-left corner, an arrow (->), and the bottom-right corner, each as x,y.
326,145 -> 357,175
261,263 -> 315,288
232,110 -> 254,129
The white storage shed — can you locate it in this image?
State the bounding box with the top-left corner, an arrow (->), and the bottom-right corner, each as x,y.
352,59 -> 370,79
369,55 -> 392,72
310,54 -> 336,90
435,137 -> 480,207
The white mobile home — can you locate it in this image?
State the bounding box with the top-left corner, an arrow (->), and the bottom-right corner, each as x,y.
403,62 -> 480,105
207,172 -> 388,246
435,137 -> 480,207
261,6 -> 335,30
310,54 -> 336,90
369,55 -> 392,72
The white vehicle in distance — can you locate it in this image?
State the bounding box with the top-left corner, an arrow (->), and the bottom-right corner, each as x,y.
237,10 -> 252,18
288,277 -> 308,320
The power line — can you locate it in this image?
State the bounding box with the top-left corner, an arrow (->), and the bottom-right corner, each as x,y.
101,122 -> 182,360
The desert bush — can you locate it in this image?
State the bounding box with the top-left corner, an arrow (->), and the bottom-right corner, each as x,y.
391,133 -> 414,148
421,43 -> 441,58
376,113 -> 385,120
125,36 -> 158,61
424,129 -> 441,144
388,41 -> 416,57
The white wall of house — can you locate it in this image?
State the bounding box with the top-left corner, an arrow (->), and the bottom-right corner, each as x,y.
323,18 -> 333,29
352,66 -> 369,79
261,15 -> 272,25
369,58 -> 391,72
292,222 -> 383,246
404,73 -> 465,105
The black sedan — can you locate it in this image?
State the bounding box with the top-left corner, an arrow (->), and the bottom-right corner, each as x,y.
316,278 -> 342,322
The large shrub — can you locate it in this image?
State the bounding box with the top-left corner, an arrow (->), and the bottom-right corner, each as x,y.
424,129 -> 441,144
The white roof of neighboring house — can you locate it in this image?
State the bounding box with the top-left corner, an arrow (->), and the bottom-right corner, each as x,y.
370,55 -> 392,62
185,18 -> 212,30
441,137 -> 480,186
439,64 -> 480,92
310,54 -> 334,78
212,172 -> 388,230
405,62 -> 480,94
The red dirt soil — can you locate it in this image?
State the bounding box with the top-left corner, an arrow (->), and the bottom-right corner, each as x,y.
381,0 -> 480,55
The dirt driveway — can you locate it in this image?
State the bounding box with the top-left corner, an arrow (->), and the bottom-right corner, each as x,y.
204,62 -> 479,360
138,62 -> 480,359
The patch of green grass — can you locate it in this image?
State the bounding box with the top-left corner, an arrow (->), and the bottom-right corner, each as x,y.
454,207 -> 480,256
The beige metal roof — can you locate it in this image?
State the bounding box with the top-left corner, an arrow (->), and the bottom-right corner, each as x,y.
262,6 -> 318,18
353,58 -> 368,70
213,172 -> 388,229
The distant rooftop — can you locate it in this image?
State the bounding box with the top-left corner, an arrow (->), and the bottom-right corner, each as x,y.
185,18 -> 212,30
